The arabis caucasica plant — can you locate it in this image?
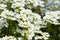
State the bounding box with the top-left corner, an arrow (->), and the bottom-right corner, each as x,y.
0,0 -> 51,40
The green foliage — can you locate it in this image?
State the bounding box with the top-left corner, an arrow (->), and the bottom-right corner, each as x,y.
41,22 -> 60,40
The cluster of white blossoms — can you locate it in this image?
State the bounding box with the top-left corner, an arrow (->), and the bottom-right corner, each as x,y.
0,36 -> 17,40
0,10 -> 17,20
11,0 -> 44,12
0,9 -> 50,40
0,9 -> 49,40
43,11 -> 60,25
15,9 -> 49,40
12,0 -> 44,7
0,0 -> 50,40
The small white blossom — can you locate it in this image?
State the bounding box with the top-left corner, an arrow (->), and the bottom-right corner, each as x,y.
0,4 -> 7,10
0,18 -> 8,29
11,2 -> 25,8
41,32 -> 50,40
18,37 -> 22,40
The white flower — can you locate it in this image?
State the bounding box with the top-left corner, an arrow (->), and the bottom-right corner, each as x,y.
42,32 -> 50,40
0,4 -> 7,10
18,37 -> 22,40
35,32 -> 50,40
26,0 -> 44,7
11,1 -> 25,12
11,0 -> 44,11
0,18 -> 8,29
12,0 -> 25,3
18,22 -> 33,28
0,10 -> 16,20
0,0 -> 9,3
15,9 -> 48,40
0,36 -> 17,40
0,0 -> 50,40
33,0 -> 44,7
11,2 -> 25,8
35,36 -> 43,40
43,11 -> 60,25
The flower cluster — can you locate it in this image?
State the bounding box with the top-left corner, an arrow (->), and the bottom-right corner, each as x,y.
43,11 -> 60,25
0,0 -> 50,40
11,0 -> 44,12
0,9 -> 50,40
0,36 -> 16,40
0,10 -> 16,20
